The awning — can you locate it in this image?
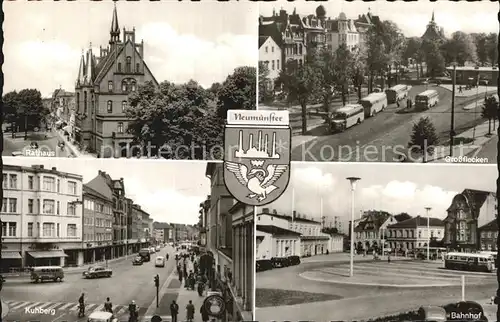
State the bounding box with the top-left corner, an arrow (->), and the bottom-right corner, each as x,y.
27,250 -> 68,259
1,251 -> 22,259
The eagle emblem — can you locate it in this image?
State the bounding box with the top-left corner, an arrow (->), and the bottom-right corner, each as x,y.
225,161 -> 288,202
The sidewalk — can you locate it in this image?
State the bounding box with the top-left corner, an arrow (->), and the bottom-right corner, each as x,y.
55,129 -> 96,158
439,84 -> 497,98
418,121 -> 496,163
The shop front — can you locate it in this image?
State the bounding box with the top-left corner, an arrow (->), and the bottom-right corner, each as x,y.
1,250 -> 23,273
26,250 -> 68,267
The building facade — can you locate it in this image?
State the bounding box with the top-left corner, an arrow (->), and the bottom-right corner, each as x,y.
421,11 -> 445,42
386,216 -> 444,251
259,36 -> 282,91
132,204 -> 151,250
446,66 -> 499,86
82,184 -> 113,264
74,4 -> 159,157
479,220 -> 498,251
229,201 -> 254,321
354,211 -> 397,251
1,165 -> 84,269
51,89 -> 76,140
325,12 -> 362,53
256,224 -> 301,259
443,189 -> 497,251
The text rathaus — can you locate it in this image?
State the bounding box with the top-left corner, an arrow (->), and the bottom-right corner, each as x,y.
74,4 -> 158,157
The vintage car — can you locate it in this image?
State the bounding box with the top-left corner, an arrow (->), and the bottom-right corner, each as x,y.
83,266 -> 112,279
132,256 -> 143,266
87,311 -> 117,322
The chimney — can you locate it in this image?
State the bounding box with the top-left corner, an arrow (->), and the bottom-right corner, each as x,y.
293,210 -> 297,218
262,208 -> 270,214
51,167 -> 57,171
273,209 -> 278,215
120,178 -> 124,182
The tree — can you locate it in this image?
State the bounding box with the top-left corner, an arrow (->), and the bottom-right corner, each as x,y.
333,44 -> 355,106
482,95 -> 499,135
351,45 -> 367,100
471,33 -> 488,66
443,32 -> 478,66
365,28 -> 388,91
2,91 -> 20,124
216,66 -> 256,119
378,20 -> 406,88
402,37 -> 422,67
258,61 -> 273,103
485,33 -> 498,66
126,80 -> 223,160
277,60 -> 323,134
394,213 -> 412,222
421,40 -> 446,77
408,117 -> 438,163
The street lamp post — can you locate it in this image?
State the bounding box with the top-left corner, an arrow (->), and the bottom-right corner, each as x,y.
450,63 -> 457,157
347,177 -> 361,277
425,207 -> 432,260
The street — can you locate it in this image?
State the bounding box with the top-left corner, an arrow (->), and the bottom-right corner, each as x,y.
1,248 -> 176,322
2,128 -> 73,158
291,85 -> 495,162
255,253 -> 497,321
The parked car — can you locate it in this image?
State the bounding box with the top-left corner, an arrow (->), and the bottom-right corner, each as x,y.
417,306 -> 447,321
83,266 -> 112,279
287,255 -> 301,266
256,259 -> 273,272
149,247 -> 156,254
155,246 -> 161,252
132,256 -> 143,266
31,266 -> 64,283
155,256 -> 165,267
87,311 -> 118,322
271,257 -> 290,268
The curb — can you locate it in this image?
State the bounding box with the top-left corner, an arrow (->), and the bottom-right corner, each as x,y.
1,299 -> 9,319
144,261 -> 177,317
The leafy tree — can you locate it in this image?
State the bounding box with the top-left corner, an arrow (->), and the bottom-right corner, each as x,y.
277,59 -> 323,134
408,116 -> 438,163
471,33 -> 488,65
216,66 -> 256,119
350,44 -> 367,100
2,91 -> 19,124
126,80 -> 223,160
394,213 -> 412,222
258,61 -> 273,103
378,20 -> 405,88
485,33 -> 498,66
316,49 -> 337,112
365,28 -> 388,91
333,44 -> 355,105
402,37 -> 422,67
443,32 -> 477,66
421,40 -> 445,77
482,95 -> 499,135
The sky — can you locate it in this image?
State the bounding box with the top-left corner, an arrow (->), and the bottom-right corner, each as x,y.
4,1 -> 258,97
260,163 -> 496,230
260,1 -> 498,38
4,157 -> 213,225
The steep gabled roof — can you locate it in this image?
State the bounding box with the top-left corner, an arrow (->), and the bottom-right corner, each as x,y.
259,36 -> 269,48
85,172 -> 114,200
83,184 -> 111,201
388,216 -> 444,229
479,219 -> 498,231
447,189 -> 494,212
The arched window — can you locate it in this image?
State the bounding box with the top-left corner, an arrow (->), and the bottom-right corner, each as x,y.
136,63 -> 140,73
121,80 -> 127,92
126,56 -> 131,72
122,101 -> 127,112
131,80 -> 136,92
117,122 -> 124,133
108,81 -> 113,92
83,91 -> 88,114
118,63 -> 122,72
76,92 -> 80,113
107,101 -> 113,113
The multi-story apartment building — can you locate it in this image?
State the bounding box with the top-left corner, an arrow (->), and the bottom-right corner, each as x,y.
259,36 -> 282,90
84,170 -> 128,258
51,88 -> 76,141
229,200 -> 254,321
325,12 -> 362,53
386,216 -> 444,251
354,211 -> 398,251
443,189 -> 497,252
74,4 -> 158,157
133,204 -> 152,250
1,164 -> 83,269
82,184 -> 113,264
302,8 -> 327,56
479,220 -> 498,251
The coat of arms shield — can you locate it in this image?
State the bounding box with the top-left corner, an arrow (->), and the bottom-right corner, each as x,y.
224,110 -> 291,206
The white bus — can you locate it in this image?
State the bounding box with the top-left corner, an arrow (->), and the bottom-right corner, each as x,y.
480,251 -> 497,261
360,93 -> 387,117
444,252 -> 495,272
385,84 -> 412,104
329,104 -> 364,132
415,89 -> 439,110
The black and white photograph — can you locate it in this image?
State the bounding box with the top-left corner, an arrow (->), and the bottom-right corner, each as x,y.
255,163 -> 497,321
0,158 -> 254,322
3,1 -> 257,159
258,1 -> 499,163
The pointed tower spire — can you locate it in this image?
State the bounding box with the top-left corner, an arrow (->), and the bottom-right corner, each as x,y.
431,10 -> 435,22
85,46 -> 94,84
110,2 -> 120,45
77,50 -> 86,86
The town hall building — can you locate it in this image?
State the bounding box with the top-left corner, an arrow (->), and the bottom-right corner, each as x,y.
75,4 -> 158,157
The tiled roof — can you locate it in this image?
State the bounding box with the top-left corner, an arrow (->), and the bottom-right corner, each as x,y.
259,36 -> 269,48
447,189 -> 494,212
479,219 -> 498,231
257,225 -> 301,236
83,184 -> 111,201
354,211 -> 391,232
388,216 -> 444,229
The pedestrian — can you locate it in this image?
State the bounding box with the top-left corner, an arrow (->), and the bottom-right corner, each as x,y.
186,300 -> 195,322
104,297 -> 113,313
200,305 -> 209,322
179,270 -> 183,283
388,253 -> 391,263
170,300 -> 179,322
409,99 -> 412,109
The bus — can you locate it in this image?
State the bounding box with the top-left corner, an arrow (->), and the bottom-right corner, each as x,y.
385,84 -> 412,104
360,93 -> 387,117
415,90 -> 439,110
414,247 -> 447,260
138,248 -> 151,262
444,252 -> 495,272
480,251 -> 497,261
329,104 -> 365,133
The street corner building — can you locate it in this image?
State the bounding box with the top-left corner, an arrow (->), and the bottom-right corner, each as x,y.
198,163 -> 254,321
73,4 -> 158,158
1,164 -> 154,272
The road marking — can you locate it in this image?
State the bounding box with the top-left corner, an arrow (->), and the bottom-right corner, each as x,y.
39,302 -> 56,309
45,302 -> 63,310
93,304 -> 104,312
58,303 -> 74,310
115,305 -> 127,315
10,301 -> 29,310
85,303 -> 99,312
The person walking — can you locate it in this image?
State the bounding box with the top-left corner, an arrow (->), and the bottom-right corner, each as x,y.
178,269 -> 183,283
186,300 -> 195,322
170,300 -> 179,322
104,297 -> 113,313
200,305 -> 209,322
388,253 -> 391,263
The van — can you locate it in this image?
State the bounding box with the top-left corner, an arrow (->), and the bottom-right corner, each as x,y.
30,266 -> 64,283
155,256 -> 165,267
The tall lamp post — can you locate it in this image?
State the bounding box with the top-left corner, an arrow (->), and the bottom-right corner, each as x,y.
347,177 -> 361,277
450,62 -> 457,157
425,207 -> 432,260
